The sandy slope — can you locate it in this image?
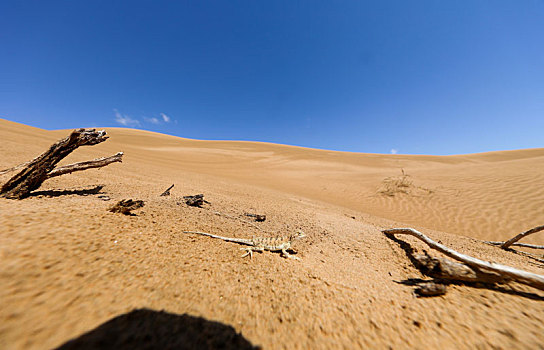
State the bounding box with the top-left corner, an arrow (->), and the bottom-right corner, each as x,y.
0,118 -> 543,349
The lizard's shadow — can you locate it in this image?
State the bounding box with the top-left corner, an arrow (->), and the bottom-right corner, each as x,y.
55,308 -> 260,350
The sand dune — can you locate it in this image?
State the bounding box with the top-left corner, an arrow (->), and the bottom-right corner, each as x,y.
1,118 -> 543,349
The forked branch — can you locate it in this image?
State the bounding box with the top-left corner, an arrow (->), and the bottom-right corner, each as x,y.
1,129 -> 122,199
383,228 -> 544,291
499,225 -> 544,249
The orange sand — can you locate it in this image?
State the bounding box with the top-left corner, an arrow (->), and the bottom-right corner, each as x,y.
1,118 -> 543,349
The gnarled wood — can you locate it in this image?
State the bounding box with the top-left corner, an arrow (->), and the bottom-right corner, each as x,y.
1,129 -> 121,199
183,194 -> 210,207
412,252 -> 507,284
383,228 -> 544,291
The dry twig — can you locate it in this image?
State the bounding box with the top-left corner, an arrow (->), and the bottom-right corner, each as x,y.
160,184 -> 175,197
244,213 -> 266,222
109,199 -> 145,215
383,228 -> 544,291
183,194 -> 210,207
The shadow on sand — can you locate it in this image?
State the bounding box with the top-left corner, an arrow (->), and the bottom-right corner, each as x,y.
55,308 -> 259,350
29,185 -> 104,198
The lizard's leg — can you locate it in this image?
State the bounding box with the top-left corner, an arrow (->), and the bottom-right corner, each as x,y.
240,248 -> 253,258
281,249 -> 301,260
240,247 -> 264,258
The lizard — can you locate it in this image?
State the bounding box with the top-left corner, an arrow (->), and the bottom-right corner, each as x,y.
183,230 -> 306,260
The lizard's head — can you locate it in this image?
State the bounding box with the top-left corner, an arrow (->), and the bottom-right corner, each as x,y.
290,230 -> 306,241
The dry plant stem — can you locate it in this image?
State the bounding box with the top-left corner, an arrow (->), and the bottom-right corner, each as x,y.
500,225 -> 544,249
46,152 -> 123,178
0,129 -> 114,199
383,228 -> 544,291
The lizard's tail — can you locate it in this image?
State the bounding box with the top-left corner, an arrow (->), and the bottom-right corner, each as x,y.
183,231 -> 252,245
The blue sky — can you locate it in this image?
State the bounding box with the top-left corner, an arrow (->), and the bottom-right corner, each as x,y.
1,1 -> 543,155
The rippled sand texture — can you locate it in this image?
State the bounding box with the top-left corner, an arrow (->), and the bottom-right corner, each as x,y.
1,118 -> 543,349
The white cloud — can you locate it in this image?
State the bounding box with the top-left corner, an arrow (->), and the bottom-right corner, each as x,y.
114,109 -> 140,127
390,148 -> 398,155
161,113 -> 171,123
144,117 -> 160,124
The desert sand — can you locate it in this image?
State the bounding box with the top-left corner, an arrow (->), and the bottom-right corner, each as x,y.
1,117 -> 543,349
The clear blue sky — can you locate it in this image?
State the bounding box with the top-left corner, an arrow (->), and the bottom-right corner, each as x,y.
1,1 -> 543,155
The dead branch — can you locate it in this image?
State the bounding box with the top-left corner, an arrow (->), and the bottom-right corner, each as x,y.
499,225 -> 544,249
413,252 -> 508,284
183,194 -> 210,207
383,228 -> 544,291
1,129 -> 121,199
160,184 -> 174,196
244,213 -> 266,222
47,152 -> 123,178
109,199 -> 145,215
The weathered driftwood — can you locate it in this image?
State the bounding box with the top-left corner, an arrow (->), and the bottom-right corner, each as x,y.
413,252 -> 507,284
383,228 -> 544,291
160,184 -> 175,197
244,213 -> 266,222
183,194 -> 209,207
109,199 -> 145,215
1,129 -> 122,199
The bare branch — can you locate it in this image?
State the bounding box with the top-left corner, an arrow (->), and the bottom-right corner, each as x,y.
1,129 -> 119,199
160,184 -> 174,196
383,228 -> 544,291
182,194 -> 210,207
47,152 -> 123,178
500,225 -> 544,249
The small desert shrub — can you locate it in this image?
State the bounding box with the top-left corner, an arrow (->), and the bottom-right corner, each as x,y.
378,169 -> 414,197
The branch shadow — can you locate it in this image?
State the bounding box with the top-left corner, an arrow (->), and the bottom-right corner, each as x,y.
29,185 -> 104,198
55,308 -> 260,350
386,233 -> 544,301
504,248 -> 544,268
